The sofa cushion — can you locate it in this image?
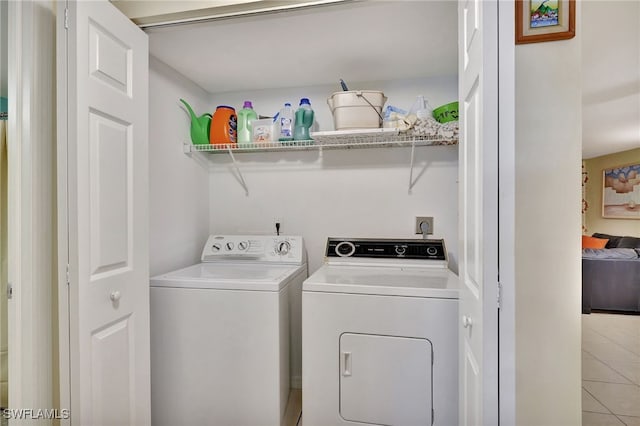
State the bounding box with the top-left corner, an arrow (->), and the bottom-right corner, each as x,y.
582,248 -> 639,259
582,235 -> 609,249
592,233 -> 623,248
617,236 -> 640,249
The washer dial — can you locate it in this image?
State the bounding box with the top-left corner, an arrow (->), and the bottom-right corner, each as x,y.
426,246 -> 438,256
276,241 -> 291,256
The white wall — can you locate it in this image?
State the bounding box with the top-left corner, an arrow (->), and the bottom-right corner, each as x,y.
148,57 -> 211,276
514,7 -> 583,425
207,146 -> 459,273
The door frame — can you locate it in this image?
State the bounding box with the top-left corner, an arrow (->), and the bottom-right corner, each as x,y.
56,0 -> 72,423
7,0 -> 56,416
44,1 -> 518,424
497,1 -> 516,424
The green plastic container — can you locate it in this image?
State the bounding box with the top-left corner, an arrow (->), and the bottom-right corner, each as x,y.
433,101 -> 459,123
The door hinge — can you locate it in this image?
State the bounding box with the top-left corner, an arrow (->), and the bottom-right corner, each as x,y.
7,282 -> 12,300
497,280 -> 502,310
66,264 -> 70,285
64,7 -> 69,29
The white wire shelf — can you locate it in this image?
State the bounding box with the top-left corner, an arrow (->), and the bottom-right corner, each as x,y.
183,133 -> 458,154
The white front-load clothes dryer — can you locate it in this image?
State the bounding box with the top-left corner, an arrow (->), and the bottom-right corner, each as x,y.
150,235 -> 307,426
302,238 -> 459,426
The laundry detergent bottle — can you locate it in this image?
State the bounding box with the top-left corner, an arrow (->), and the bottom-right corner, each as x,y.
293,98 -> 314,141
210,105 -> 237,145
237,101 -> 258,145
278,102 -> 294,142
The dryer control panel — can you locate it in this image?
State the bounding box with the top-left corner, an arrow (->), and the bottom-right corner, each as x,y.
326,238 -> 447,262
201,235 -> 305,264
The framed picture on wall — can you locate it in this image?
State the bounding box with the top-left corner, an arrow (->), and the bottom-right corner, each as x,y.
515,0 -> 576,44
602,163 -> 640,219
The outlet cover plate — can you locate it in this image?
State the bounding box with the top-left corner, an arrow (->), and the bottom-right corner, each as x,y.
415,216 -> 434,235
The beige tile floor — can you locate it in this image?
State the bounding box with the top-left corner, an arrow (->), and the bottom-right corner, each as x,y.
284,388 -> 302,426
583,313 -> 640,426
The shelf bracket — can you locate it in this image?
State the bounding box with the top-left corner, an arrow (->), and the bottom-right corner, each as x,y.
227,146 -> 249,196
408,139 -> 417,193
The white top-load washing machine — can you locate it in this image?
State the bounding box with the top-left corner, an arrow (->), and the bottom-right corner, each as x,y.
302,238 -> 459,426
150,235 -> 306,426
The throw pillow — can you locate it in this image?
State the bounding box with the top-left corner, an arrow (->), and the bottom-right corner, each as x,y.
592,233 -> 622,248
582,235 -> 609,249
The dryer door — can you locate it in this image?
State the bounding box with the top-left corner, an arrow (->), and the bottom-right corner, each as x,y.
339,333 -> 433,425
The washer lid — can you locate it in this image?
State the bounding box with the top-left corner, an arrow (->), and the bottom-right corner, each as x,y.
150,263 -> 305,291
303,265 -> 459,298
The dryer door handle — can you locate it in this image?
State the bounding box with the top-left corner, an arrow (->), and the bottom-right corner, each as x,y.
341,351 -> 352,376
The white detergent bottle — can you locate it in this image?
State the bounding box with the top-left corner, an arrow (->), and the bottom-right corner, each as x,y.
278,102 -> 294,142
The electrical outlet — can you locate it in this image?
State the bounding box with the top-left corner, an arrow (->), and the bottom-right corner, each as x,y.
415,217 -> 434,235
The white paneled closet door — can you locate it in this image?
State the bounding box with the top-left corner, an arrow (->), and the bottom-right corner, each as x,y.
458,0 -> 499,425
57,0 -> 150,424
0,120 -> 6,410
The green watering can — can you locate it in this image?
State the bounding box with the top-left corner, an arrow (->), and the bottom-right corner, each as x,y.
180,98 -> 212,145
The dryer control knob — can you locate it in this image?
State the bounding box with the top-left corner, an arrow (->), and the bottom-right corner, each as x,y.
395,245 -> 406,256
211,243 -> 222,252
238,241 -> 248,251
276,241 -> 291,255
426,246 -> 438,256
335,241 -> 356,257
225,242 -> 234,251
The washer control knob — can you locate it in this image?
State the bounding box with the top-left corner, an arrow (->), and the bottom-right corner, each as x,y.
395,245 -> 406,256
276,241 -> 291,256
335,241 -> 356,257
426,246 -> 438,256
211,243 -> 222,252
238,241 -> 248,251
225,242 -> 234,251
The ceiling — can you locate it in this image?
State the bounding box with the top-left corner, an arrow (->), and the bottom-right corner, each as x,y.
113,0 -> 640,159
142,1 -> 458,94
581,1 -> 640,159
112,0 -> 349,27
